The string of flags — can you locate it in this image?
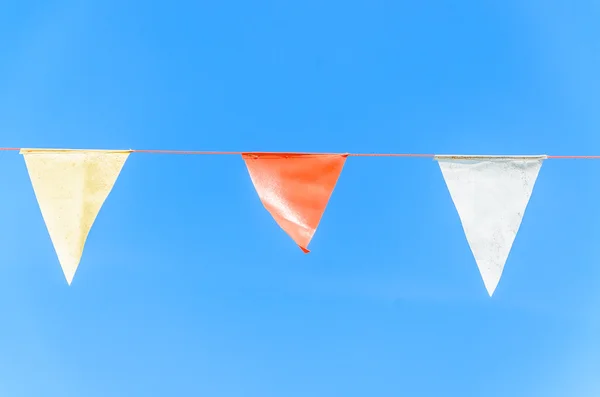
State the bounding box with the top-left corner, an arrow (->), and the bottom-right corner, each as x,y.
6,147 -> 568,296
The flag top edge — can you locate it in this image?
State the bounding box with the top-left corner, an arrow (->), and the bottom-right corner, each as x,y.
20,148 -> 133,155
242,152 -> 348,159
434,155 -> 547,161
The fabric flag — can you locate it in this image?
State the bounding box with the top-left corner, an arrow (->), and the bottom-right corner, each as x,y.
435,155 -> 546,296
242,153 -> 347,253
21,149 -> 131,285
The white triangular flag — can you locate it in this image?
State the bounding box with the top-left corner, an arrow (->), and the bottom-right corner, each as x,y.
435,155 -> 546,296
21,149 -> 131,285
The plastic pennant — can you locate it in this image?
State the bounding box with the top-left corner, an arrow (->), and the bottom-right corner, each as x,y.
435,155 -> 546,296
242,153 -> 347,253
21,149 -> 131,285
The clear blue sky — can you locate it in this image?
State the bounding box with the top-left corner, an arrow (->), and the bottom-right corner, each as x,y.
1,1 -> 599,396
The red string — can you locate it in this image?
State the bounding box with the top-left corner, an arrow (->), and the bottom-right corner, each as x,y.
1,147 -> 598,158
546,155 -> 600,159
134,150 -> 437,156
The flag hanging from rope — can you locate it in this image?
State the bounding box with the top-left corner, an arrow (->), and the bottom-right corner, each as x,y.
21,149 -> 130,285
435,155 -> 546,296
242,153 -> 347,253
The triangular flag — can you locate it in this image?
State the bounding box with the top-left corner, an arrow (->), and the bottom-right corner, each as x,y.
21,149 -> 131,285
435,155 -> 546,296
242,153 -> 347,253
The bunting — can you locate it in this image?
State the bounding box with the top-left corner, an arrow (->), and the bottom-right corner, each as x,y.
0,146 -> 563,296
435,155 -> 546,296
21,149 -> 130,285
242,153 -> 347,252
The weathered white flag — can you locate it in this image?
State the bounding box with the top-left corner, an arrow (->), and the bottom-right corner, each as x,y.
436,155 -> 546,296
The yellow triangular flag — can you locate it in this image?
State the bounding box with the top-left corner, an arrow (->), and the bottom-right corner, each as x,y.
21,149 -> 131,285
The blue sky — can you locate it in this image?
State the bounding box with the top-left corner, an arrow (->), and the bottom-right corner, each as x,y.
1,0 -> 600,395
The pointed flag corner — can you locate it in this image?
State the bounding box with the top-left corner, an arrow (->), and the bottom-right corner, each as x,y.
64,268 -> 76,286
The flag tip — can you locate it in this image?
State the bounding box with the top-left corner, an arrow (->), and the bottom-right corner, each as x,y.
63,270 -> 75,286
300,246 -> 310,254
485,283 -> 497,297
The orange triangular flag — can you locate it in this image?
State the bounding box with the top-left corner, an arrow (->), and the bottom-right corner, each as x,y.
243,153 -> 347,253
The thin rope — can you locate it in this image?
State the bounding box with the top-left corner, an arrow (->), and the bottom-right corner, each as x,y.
546,155 -> 600,159
1,147 -> 599,158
